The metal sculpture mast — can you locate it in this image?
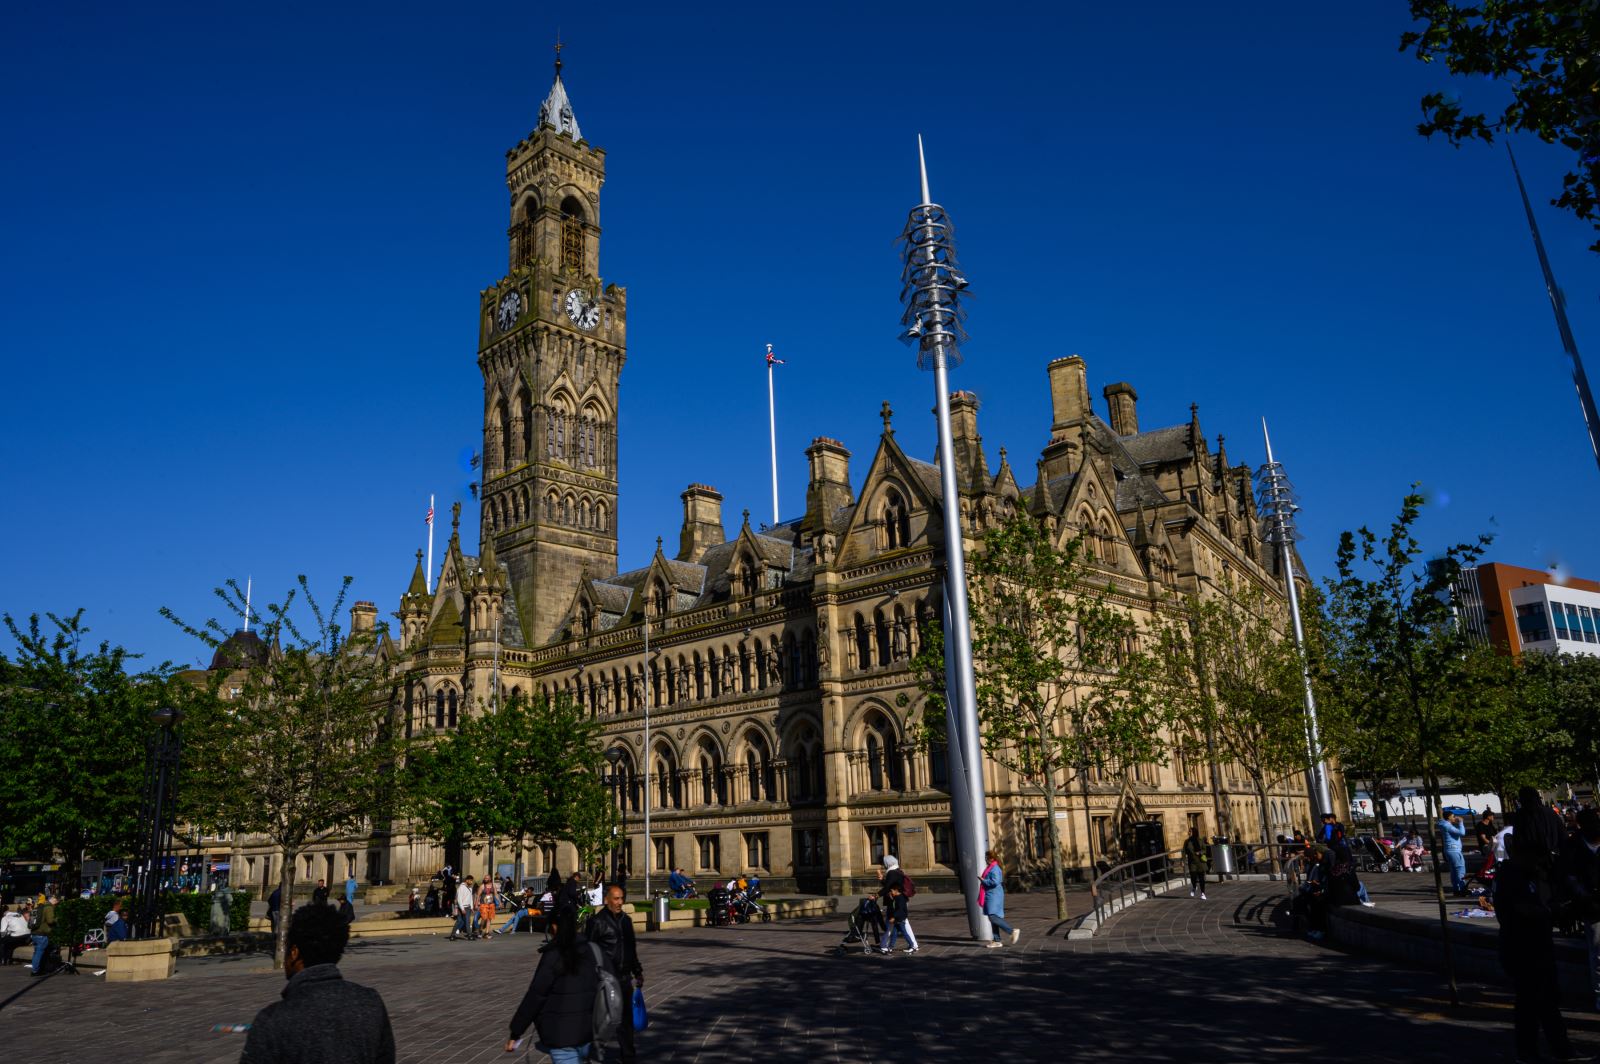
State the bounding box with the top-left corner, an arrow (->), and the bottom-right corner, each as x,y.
1509,148 -> 1600,478
1257,420 -> 1332,818
899,137 -> 991,941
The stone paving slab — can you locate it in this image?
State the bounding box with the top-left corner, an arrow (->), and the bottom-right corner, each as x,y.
3,882 -> 1596,1063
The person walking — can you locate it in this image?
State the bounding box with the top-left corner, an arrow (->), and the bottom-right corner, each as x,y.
239,903 -> 396,1064
345,873 -> 358,907
311,878 -> 330,906
450,876 -> 477,941
1438,813 -> 1468,896
267,884 -> 283,937
1183,827 -> 1210,901
28,893 -> 57,976
978,850 -> 1019,947
1495,833 -> 1582,1063
478,878 -> 498,940
875,855 -> 919,952
584,885 -> 643,1064
504,906 -> 600,1064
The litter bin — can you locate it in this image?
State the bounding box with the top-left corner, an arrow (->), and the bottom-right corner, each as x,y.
651,894 -> 670,929
1210,837 -> 1235,877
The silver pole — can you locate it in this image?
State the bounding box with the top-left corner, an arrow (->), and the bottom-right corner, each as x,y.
899,136 -> 990,941
1258,420 -> 1332,818
767,344 -> 781,527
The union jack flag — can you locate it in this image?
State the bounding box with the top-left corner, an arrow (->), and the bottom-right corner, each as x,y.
765,343 -> 784,366
425,505 -> 434,525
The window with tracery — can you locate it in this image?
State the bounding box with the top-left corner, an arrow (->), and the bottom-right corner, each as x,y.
561,214 -> 583,272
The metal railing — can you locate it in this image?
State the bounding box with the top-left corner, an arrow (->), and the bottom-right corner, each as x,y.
1085,840 -> 1282,929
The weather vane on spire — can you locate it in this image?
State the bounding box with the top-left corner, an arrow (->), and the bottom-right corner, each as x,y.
554,35 -> 564,77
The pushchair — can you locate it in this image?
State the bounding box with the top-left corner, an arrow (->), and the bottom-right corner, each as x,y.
1359,836 -> 1402,874
836,897 -> 885,954
707,886 -> 733,927
731,883 -> 771,924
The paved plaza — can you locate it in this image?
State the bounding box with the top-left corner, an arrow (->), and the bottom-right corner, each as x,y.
4,882 -> 1597,1063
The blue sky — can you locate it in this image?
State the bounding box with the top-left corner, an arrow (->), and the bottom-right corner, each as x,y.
4,3 -> 1597,668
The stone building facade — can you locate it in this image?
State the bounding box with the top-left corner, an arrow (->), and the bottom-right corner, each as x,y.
228,66 -> 1323,898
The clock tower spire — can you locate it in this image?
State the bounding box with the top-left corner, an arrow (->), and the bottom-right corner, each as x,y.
477,51 -> 625,648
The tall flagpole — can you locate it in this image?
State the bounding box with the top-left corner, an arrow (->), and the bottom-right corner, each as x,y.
425,495 -> 436,593
899,136 -> 991,942
766,344 -> 783,526
243,576 -> 252,633
1509,147 -> 1600,477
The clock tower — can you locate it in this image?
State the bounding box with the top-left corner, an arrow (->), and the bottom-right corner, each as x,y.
477,53 -> 625,648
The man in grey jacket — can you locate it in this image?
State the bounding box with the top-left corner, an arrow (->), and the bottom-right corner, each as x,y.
240,903 -> 395,1064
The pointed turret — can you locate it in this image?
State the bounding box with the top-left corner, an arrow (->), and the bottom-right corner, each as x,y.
538,43 -> 582,140
406,549 -> 429,598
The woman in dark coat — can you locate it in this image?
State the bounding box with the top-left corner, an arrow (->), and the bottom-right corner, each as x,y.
504,906 -> 599,1063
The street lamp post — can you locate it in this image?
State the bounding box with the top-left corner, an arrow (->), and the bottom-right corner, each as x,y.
898,137 -> 991,942
132,706 -> 182,940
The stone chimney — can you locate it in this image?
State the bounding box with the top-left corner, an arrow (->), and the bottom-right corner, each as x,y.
677,484 -> 725,562
1103,382 -> 1139,436
350,601 -> 378,633
1047,355 -> 1091,430
803,437 -> 853,539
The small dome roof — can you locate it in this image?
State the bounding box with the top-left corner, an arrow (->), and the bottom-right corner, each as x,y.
210,629 -> 267,671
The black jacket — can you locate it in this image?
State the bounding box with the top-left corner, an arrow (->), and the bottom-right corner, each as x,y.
1561,836 -> 1600,923
508,940 -> 600,1049
584,907 -> 642,981
240,964 -> 395,1064
878,868 -> 907,910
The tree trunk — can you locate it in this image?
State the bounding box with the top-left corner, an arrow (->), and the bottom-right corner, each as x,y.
1078,762 -> 1097,871
1041,775 -> 1068,920
275,849 -> 297,970
1251,774 -> 1278,876
1420,760 -> 1460,1006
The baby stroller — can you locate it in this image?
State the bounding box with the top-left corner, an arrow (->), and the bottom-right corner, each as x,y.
1360,836 -> 1403,874
836,897 -> 885,954
707,886 -> 733,927
731,883 -> 771,924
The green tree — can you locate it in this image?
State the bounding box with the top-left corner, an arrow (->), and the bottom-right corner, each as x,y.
165,578 -> 403,968
405,691 -> 615,884
1438,647 -> 1562,809
0,610 -> 172,891
1318,491 -> 1491,1004
1142,583 -> 1313,862
911,513 -> 1163,919
1542,651 -> 1600,791
1401,1 -> 1600,250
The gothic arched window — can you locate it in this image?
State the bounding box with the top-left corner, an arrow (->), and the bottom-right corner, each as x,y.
446,688 -> 458,728
560,197 -> 585,273
434,689 -> 445,729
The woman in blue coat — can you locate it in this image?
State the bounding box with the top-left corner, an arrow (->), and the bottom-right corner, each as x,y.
979,849 -> 1020,947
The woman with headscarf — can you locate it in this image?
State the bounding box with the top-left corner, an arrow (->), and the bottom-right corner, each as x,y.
876,855 -> 919,953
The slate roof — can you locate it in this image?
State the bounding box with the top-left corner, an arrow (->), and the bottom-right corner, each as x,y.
1119,424 -> 1193,467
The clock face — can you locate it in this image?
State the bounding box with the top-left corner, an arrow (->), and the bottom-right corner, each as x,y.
496,291 -> 522,332
564,288 -> 601,331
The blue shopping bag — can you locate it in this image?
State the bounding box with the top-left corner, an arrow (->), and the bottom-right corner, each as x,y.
632,987 -> 648,1031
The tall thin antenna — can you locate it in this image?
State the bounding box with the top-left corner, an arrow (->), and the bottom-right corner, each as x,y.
1509,147 -> 1600,477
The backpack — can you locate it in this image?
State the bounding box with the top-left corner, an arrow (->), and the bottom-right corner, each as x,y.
587,942 -> 624,1042
900,873 -> 917,899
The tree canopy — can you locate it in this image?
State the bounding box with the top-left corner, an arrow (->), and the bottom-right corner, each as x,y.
1401,1 -> 1600,249
0,610 -> 173,891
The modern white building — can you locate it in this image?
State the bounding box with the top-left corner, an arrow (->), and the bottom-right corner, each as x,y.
1511,582 -> 1600,657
